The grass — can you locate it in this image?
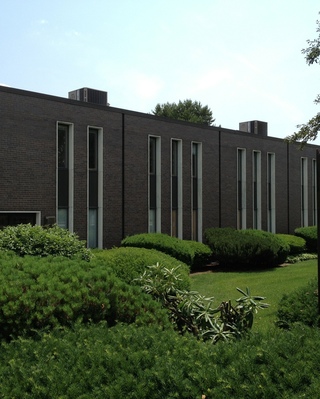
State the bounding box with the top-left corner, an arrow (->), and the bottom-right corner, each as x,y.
190,259 -> 318,333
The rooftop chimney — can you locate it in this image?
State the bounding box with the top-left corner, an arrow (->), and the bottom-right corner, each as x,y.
239,120 -> 267,136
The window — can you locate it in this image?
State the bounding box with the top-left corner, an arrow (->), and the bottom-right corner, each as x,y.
149,136 -> 161,233
267,153 -> 276,233
312,158 -> 317,225
301,157 -> 308,227
237,148 -> 246,229
171,139 -> 182,238
253,151 -> 261,229
88,127 -> 103,248
192,142 -> 202,241
57,123 -> 74,230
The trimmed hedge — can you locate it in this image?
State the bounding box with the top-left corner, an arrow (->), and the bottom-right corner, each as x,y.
294,226 -> 317,253
0,224 -> 92,260
121,233 -> 212,270
277,278 -> 319,328
0,251 -> 170,341
276,233 -> 306,255
92,246 -> 191,291
204,228 -> 289,269
2,323 -> 320,398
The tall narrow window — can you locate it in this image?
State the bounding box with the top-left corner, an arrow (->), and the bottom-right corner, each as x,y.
253,151 -> 261,229
192,142 -> 202,241
267,153 -> 276,233
301,157 -> 308,227
312,158 -> 317,225
57,123 -> 74,231
237,148 -> 246,229
149,136 -> 161,233
171,139 -> 182,238
88,127 -> 103,248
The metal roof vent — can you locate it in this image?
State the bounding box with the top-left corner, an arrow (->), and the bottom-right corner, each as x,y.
68,88 -> 109,106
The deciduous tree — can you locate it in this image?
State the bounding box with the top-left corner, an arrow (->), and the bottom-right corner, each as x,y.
152,99 -> 215,126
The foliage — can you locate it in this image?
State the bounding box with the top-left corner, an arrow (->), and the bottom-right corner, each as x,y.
276,233 -> 306,255
204,227 -> 289,269
294,225 -> 317,252
285,15 -> 320,145
286,252 -> 318,264
121,232 -> 212,270
92,246 -> 191,290
0,223 -> 92,260
3,322 -> 320,397
135,263 -> 269,343
277,278 -> 319,328
151,99 -> 215,126
0,251 -> 170,341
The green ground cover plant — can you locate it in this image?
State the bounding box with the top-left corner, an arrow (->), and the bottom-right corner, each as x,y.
2,322 -> 320,398
121,232 -> 211,270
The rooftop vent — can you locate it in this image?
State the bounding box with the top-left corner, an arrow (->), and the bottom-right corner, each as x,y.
239,120 -> 267,136
68,88 -> 109,106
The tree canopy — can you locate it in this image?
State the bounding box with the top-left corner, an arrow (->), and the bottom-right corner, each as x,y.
151,99 -> 215,126
286,15 -> 320,145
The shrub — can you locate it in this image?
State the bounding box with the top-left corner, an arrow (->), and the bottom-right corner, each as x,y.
277,278 -> 319,328
0,224 -> 92,260
121,233 -> 211,270
2,323 -> 320,398
294,226 -> 317,252
276,233 -> 306,255
204,228 -> 289,269
92,247 -> 190,290
136,263 -> 269,343
0,251 -> 170,340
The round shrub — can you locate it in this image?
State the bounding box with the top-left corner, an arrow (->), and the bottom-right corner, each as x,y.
276,233 -> 306,255
0,251 -> 170,341
0,224 -> 92,260
92,247 -> 190,291
121,233 -> 211,270
204,228 -> 289,269
294,226 -> 317,252
277,278 -> 319,328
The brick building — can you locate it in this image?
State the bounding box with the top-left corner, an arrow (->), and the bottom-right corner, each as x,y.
0,85 -> 318,248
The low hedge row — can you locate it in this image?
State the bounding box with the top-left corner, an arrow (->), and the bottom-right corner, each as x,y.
276,233 -> 306,255
294,226 -> 317,252
204,228 -> 289,269
0,251 -> 170,341
121,233 -> 211,270
92,246 -> 191,291
2,322 -> 320,398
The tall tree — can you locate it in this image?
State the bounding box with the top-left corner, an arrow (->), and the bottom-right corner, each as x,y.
286,14 -> 320,145
152,99 -> 215,126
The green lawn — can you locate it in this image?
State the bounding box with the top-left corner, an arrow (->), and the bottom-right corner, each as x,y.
190,259 -> 318,333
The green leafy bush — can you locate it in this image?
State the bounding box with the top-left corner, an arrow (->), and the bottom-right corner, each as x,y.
276,233 -> 306,255
0,224 -> 92,260
2,323 -> 320,398
204,228 -> 289,269
277,278 -> 319,328
294,226 -> 317,252
92,246 -> 190,290
0,251 -> 170,340
136,263 -> 269,343
121,233 -> 211,270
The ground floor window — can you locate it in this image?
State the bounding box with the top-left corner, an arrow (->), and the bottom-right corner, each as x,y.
0,212 -> 41,229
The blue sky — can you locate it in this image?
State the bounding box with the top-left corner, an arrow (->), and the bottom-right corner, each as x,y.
1,0 -> 320,142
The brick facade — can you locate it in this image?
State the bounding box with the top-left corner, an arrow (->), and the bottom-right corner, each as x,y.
0,86 -> 318,248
